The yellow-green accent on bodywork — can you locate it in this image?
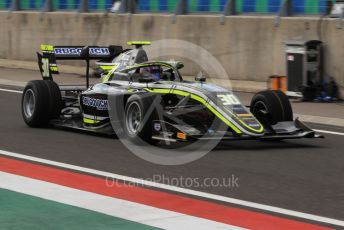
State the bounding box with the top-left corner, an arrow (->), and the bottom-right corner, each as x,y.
144,88 -> 243,134
50,66 -> 58,72
83,118 -> 100,124
40,44 -> 54,52
99,65 -> 116,71
102,71 -> 112,83
102,66 -> 119,83
127,41 -> 151,46
168,87 -> 263,134
223,107 -> 264,133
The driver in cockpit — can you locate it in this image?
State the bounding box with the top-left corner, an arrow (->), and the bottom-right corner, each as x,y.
140,66 -> 163,81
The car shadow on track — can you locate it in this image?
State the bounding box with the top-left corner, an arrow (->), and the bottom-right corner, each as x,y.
213,140 -> 323,151
52,126 -> 324,152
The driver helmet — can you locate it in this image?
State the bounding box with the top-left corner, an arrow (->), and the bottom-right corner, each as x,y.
140,65 -> 163,81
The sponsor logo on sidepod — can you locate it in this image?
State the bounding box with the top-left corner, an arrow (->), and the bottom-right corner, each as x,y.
82,97 -> 109,110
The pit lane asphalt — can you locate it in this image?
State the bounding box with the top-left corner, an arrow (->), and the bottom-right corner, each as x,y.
1,86 -> 344,227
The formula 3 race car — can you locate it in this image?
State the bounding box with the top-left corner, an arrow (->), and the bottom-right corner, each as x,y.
21,41 -> 322,145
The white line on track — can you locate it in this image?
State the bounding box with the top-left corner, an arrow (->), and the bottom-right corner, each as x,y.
0,88 -> 22,94
0,149 -> 343,227
313,129 -> 344,136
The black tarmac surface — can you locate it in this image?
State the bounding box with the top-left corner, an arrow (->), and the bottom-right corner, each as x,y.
1,86 -> 344,227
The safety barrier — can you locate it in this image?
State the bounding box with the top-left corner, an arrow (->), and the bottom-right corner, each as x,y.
0,0 -> 336,15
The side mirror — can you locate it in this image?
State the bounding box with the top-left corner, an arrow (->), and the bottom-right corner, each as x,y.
195,71 -> 206,82
176,62 -> 184,69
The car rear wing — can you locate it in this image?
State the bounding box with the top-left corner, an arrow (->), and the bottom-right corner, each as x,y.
37,44 -> 123,87
127,41 -> 151,48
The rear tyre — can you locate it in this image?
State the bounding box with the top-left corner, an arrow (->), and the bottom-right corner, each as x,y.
123,94 -> 158,145
250,90 -> 293,125
21,80 -> 62,127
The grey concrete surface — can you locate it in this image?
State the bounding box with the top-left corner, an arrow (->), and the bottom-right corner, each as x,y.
0,59 -> 268,92
0,12 -> 343,93
0,58 -> 86,75
0,88 -> 343,228
0,67 -> 99,86
236,91 -> 344,121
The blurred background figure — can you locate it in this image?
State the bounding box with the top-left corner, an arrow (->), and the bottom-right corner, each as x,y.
110,0 -> 121,12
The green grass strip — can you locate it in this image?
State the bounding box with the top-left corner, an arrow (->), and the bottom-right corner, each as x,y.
0,189 -> 159,230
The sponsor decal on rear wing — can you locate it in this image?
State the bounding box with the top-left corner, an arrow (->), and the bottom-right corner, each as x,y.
40,45 -> 123,60
37,44 -> 123,83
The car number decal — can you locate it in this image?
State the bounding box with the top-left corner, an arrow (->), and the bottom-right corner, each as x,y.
217,94 -> 240,105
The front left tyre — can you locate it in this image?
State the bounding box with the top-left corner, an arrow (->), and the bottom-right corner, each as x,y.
123,94 -> 158,145
250,90 -> 293,125
21,80 -> 62,127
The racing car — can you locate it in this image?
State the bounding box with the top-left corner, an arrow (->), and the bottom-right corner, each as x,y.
21,41 -> 322,145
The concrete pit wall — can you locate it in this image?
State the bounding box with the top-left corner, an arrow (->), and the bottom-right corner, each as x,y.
0,12 -> 343,91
